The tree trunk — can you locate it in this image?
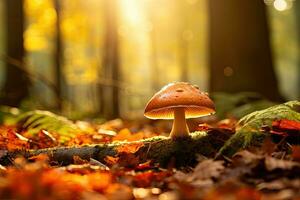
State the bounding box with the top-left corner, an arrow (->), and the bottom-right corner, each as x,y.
100,0 -> 120,119
295,0 -> 300,99
208,0 -> 282,101
54,0 -> 63,111
0,0 -> 30,106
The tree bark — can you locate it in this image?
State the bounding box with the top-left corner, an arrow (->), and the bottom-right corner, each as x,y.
208,0 -> 282,101
0,0 -> 30,106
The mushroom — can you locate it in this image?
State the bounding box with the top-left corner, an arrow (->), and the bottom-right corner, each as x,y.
144,82 -> 215,139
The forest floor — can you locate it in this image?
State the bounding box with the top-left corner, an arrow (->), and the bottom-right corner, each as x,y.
0,101 -> 300,200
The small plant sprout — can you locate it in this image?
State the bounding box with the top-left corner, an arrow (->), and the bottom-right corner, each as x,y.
144,82 -> 216,139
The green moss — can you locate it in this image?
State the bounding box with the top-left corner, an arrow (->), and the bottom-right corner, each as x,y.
191,131 -> 207,139
20,130 -> 227,167
218,101 -> 300,157
55,131 -> 214,166
143,131 -> 225,166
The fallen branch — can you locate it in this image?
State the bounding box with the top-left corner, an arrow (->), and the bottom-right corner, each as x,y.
1,129 -> 232,167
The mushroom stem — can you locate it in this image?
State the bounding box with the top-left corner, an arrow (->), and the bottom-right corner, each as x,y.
170,107 -> 190,138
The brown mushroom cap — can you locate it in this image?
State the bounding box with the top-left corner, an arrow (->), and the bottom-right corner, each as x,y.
144,82 -> 215,119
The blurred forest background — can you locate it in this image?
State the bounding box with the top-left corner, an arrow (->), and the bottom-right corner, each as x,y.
0,0 -> 299,120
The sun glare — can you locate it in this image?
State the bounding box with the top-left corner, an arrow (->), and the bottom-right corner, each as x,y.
119,0 -> 143,26
273,0 -> 288,11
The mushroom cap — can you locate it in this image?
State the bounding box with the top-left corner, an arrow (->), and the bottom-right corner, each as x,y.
144,82 -> 215,119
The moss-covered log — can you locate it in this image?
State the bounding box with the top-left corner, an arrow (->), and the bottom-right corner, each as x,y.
218,101 -> 300,157
1,129 -> 232,167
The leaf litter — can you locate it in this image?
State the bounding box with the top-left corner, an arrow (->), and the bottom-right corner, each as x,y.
0,101 -> 299,199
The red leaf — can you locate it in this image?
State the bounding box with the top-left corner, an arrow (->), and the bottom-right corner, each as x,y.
270,119 -> 300,137
292,146 -> 300,161
136,160 -> 152,170
196,123 -> 211,131
6,129 -> 30,151
272,119 -> 300,131
133,171 -> 172,187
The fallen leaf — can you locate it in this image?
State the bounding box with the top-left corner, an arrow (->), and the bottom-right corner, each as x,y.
73,155 -> 89,165
257,178 -> 300,191
104,156 -> 119,166
292,146 -> 300,161
217,118 -> 237,130
116,143 -> 144,154
236,188 -> 262,200
272,119 -> 300,131
133,170 -> 172,188
28,154 -> 49,162
174,160 -> 224,187
118,153 -> 140,168
265,156 -> 299,171
136,160 -> 152,170
232,151 -> 262,166
6,129 -> 30,151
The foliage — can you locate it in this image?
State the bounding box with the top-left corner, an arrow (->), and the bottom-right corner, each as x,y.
0,106 -> 20,124
16,110 -> 82,143
238,101 -> 300,128
230,100 -> 276,119
212,92 -> 275,119
219,101 -> 300,157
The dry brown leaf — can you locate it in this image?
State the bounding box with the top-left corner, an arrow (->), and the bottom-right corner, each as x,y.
265,156 -> 299,171
174,160 -> 224,187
